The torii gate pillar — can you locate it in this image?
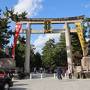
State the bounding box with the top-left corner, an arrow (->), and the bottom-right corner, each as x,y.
24,23 -> 31,74
65,22 -> 73,74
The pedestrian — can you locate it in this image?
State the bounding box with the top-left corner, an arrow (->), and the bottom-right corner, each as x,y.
68,69 -> 72,79
40,67 -> 43,73
56,67 -> 62,79
34,67 -> 37,74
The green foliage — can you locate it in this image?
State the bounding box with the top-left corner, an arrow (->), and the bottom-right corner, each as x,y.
71,33 -> 83,66
42,34 -> 67,71
35,52 -> 42,69
15,36 -> 26,68
42,39 -> 55,69
84,18 -> 90,22
4,8 -> 27,22
57,33 -> 66,48
72,51 -> 82,66
0,9 -> 12,58
71,33 -> 82,53
1,7 -> 27,68
30,52 -> 42,71
54,33 -> 67,67
30,45 -> 36,71
42,32 -> 84,69
15,38 -> 42,71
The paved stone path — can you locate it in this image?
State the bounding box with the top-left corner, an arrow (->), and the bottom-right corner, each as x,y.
11,78 -> 90,90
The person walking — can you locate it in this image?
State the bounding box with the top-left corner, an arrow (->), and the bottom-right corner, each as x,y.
56,67 -> 62,79
68,68 -> 72,79
34,67 -> 37,74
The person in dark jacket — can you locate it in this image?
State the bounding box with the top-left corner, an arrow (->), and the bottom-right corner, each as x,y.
56,67 -> 62,79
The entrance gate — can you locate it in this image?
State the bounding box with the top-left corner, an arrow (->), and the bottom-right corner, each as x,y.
13,16 -> 86,75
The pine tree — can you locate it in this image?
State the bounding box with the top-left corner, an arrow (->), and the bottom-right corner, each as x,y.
54,33 -> 67,67
71,33 -> 82,66
5,8 -> 27,22
42,39 -> 55,71
0,9 -> 12,58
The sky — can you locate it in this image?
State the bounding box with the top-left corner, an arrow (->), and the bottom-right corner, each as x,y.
0,0 -> 90,53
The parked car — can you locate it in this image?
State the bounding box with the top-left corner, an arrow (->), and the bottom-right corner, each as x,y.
0,68 -> 13,90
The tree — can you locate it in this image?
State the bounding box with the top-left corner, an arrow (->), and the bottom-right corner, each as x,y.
34,52 -> 42,70
42,39 -> 55,71
3,8 -> 28,70
15,36 -> 26,71
41,33 -> 68,72
0,9 -> 12,58
57,33 -> 66,48
54,33 -> 67,67
15,37 -> 39,72
71,33 -> 83,66
29,45 -> 42,72
5,8 -> 27,22
30,45 -> 36,72
71,33 -> 82,53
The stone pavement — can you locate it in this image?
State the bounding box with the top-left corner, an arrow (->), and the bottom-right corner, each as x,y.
11,78 -> 90,90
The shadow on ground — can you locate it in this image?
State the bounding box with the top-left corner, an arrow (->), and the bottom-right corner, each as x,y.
14,83 -> 28,86
13,81 -> 18,83
10,87 -> 27,90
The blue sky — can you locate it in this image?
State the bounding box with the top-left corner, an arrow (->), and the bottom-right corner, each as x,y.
0,0 -> 90,52
0,0 -> 90,17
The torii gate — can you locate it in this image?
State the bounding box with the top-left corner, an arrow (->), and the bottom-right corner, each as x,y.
12,16 -> 86,75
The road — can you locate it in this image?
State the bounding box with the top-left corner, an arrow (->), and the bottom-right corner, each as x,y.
10,78 -> 90,90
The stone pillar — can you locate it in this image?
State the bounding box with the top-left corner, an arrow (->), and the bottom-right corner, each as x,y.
64,22 -> 73,73
24,23 -> 31,74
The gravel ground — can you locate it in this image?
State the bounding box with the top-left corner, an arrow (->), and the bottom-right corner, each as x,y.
10,78 -> 90,90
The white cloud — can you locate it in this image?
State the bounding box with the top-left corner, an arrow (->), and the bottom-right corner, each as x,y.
14,0 -> 43,16
33,34 -> 61,53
